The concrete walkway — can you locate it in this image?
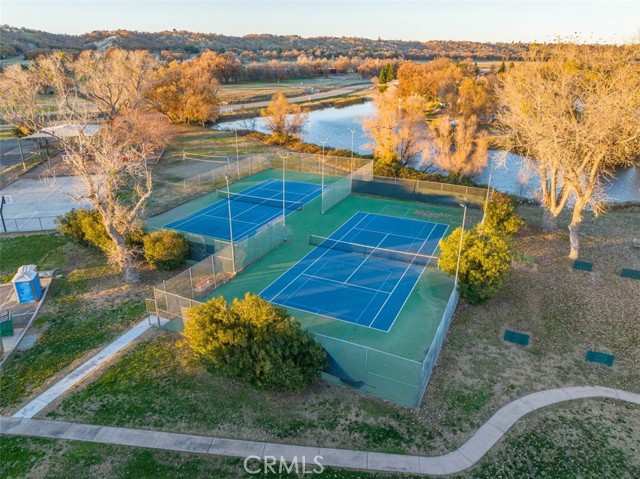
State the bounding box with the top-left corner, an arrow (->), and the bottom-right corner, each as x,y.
12,318 -> 153,419
2,386 -> 638,475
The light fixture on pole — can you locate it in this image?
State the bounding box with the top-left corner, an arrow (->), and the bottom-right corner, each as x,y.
318,137 -> 328,159
454,203 -> 468,288
224,174 -> 236,274
278,152 -> 290,239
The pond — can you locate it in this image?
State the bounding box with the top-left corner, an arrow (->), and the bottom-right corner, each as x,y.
216,103 -> 640,203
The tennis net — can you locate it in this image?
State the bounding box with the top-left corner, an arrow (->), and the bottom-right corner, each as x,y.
218,189 -> 304,210
309,235 -> 438,266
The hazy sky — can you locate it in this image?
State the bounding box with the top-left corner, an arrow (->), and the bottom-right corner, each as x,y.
1,0 -> 638,43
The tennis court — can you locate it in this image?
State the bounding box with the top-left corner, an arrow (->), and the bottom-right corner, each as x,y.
262,211 -> 448,332
164,178 -> 322,241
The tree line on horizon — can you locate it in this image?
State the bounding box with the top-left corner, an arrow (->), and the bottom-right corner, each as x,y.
0,25 -> 529,62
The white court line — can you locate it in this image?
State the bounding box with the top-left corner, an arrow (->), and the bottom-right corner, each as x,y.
301,272 -> 392,295
390,224 -> 450,328
166,179 -> 283,231
248,180 -> 323,206
366,222 -> 439,330
344,233 -> 389,284
261,212 -> 369,301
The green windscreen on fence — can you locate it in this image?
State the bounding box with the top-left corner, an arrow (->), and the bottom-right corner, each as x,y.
585,350 -> 615,367
503,329 -> 530,346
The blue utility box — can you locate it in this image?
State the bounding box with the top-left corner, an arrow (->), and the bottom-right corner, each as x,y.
12,265 -> 43,304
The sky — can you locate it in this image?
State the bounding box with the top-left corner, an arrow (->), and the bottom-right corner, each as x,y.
1,0 -> 638,43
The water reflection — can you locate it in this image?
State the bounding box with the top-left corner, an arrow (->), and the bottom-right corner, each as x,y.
216,103 -> 639,202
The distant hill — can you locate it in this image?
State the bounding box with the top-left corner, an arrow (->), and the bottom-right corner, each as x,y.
0,25 -> 528,61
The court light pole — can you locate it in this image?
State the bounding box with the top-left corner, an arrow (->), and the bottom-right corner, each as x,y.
278,152 -> 290,239
481,159 -> 493,224
318,138 -> 328,213
224,174 -> 236,273
348,128 -> 356,188
234,129 -> 241,180
454,203 -> 468,289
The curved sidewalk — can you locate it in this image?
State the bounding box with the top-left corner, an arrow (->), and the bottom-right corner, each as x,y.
1,386 -> 638,475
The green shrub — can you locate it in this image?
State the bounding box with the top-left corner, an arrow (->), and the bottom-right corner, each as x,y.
77,210 -> 112,253
56,209 -> 111,252
57,209 -> 146,256
183,293 -> 326,391
56,209 -> 88,246
143,229 -> 189,270
481,192 -> 524,237
438,226 -> 513,304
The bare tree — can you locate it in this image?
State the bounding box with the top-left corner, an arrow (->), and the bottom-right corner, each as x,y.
71,49 -> 158,118
51,110 -> 173,282
362,87 -> 427,166
2,50 -> 174,282
260,92 -> 308,144
0,63 -> 46,134
498,44 -> 640,258
425,115 -> 488,177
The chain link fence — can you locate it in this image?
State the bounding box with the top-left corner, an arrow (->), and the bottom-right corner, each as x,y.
1,215 -> 58,233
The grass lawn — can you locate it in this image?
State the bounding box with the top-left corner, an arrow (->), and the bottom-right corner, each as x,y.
27,205 -> 639,478
0,233 -> 69,282
3,401 -> 639,478
0,234 -> 174,414
1,203 -> 638,477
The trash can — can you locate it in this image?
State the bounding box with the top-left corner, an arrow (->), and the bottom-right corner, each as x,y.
12,264 -> 43,304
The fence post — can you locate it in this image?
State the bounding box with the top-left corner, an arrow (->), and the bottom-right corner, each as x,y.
211,254 -> 217,288
183,179 -> 187,194
39,218 -> 43,231
364,347 -> 369,383
189,268 -> 195,299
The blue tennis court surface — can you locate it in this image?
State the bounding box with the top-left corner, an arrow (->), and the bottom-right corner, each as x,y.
165,178 -> 322,241
262,212 -> 449,332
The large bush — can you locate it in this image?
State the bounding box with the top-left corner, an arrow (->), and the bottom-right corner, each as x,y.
57,209 -> 112,252
482,192 -> 524,237
143,229 -> 189,270
439,226 -> 513,304
183,293 -> 326,391
57,208 -> 147,257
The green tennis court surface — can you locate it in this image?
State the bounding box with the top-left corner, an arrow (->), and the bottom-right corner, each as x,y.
262,212 -> 447,332
148,167 -> 481,407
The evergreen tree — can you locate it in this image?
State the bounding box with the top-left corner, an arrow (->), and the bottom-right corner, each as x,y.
378,67 -> 387,84
498,61 -> 506,73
